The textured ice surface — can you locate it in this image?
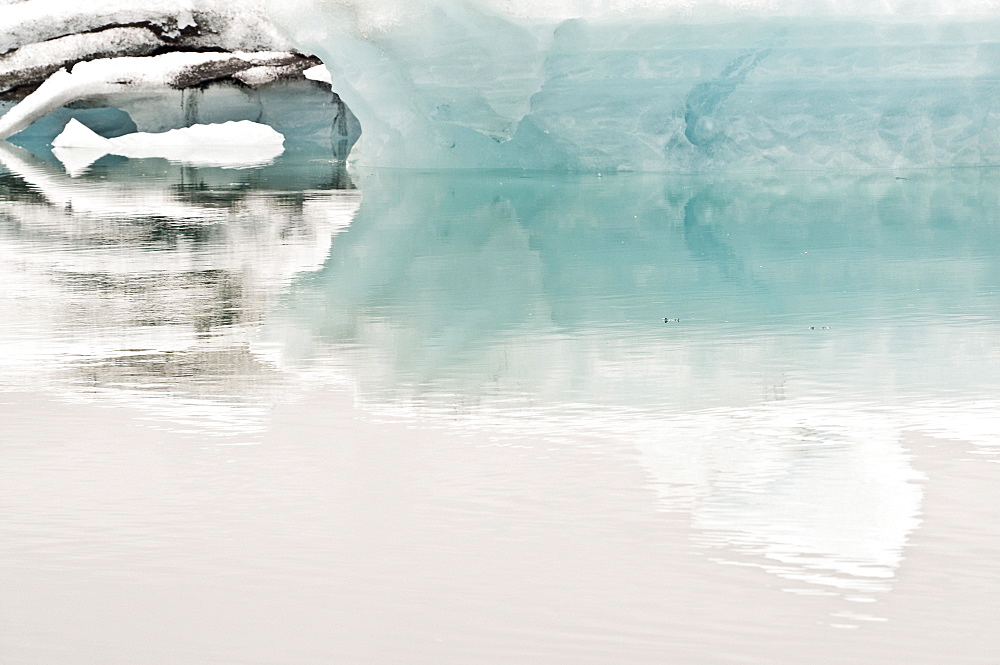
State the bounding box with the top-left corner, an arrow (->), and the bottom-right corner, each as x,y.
0,0 -> 291,54
270,1 -> 1000,170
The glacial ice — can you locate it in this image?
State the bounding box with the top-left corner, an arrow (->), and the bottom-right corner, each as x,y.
269,0 -> 1000,171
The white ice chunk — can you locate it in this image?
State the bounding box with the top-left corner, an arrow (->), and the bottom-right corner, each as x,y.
51,117 -> 113,149
52,118 -> 285,176
303,64 -> 332,85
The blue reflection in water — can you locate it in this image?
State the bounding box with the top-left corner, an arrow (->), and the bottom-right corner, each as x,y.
277,168 -> 1000,410
268,168 -> 1000,602
3,146 -> 1000,611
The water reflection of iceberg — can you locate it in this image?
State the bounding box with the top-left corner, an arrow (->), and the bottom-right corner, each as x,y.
4,159 -> 999,605
275,169 -> 1000,409
266,170 -> 1000,604
638,403 -> 924,598
0,141 -> 359,434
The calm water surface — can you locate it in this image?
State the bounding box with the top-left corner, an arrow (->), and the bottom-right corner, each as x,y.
2,142 -> 999,664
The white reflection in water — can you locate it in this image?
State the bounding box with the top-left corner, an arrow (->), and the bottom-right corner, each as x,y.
3,157 -> 1000,623
639,403 -> 924,598
0,141 -> 359,433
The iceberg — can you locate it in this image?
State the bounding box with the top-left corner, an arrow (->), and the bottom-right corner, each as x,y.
0,1 -> 357,158
268,0 -> 1000,171
4,0 -> 1000,171
51,118 -> 286,175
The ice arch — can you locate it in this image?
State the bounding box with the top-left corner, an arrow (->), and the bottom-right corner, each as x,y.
268,0 -> 1000,171
0,1 -> 360,159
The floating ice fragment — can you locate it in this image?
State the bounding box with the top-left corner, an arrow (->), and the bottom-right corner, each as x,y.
52,118 -> 286,176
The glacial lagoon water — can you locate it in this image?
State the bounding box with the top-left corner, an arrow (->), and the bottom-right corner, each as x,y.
1,148 -> 999,664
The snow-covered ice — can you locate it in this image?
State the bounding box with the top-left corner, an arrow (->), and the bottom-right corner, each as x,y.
0,0 -> 291,54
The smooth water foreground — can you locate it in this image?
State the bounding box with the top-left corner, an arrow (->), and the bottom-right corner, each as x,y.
1,148 -> 999,664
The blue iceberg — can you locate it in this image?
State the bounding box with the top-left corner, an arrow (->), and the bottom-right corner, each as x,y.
270,0 -> 1000,170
